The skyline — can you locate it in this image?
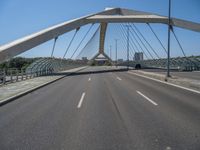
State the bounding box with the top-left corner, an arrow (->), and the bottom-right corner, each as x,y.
0,0 -> 200,59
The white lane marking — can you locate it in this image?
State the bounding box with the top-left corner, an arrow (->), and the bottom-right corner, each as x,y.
88,77 -> 91,81
136,91 -> 158,106
77,92 -> 86,108
116,76 -> 122,81
128,71 -> 200,94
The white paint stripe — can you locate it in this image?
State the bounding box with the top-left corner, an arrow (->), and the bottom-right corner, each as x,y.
88,77 -> 91,81
136,91 -> 158,106
128,71 -> 200,94
116,76 -> 122,81
77,92 -> 85,108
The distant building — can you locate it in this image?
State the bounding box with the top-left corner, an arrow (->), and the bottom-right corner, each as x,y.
117,59 -> 123,63
82,57 -> 88,61
134,52 -> 143,61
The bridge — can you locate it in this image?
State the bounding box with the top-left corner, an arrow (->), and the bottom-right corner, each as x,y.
0,6 -> 200,150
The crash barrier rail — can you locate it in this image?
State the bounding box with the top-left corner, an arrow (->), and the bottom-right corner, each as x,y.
118,56 -> 200,71
0,57 -> 87,85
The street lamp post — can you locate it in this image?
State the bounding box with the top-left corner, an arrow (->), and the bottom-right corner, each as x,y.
167,0 -> 171,77
115,39 -> 118,67
110,45 -> 112,60
125,25 -> 131,70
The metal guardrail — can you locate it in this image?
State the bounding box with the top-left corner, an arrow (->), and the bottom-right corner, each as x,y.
0,68 -> 54,86
118,56 -> 200,71
0,57 -> 87,86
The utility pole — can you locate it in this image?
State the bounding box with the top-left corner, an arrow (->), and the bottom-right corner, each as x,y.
115,39 -> 118,67
110,45 -> 112,60
125,25 -> 131,70
167,0 -> 171,77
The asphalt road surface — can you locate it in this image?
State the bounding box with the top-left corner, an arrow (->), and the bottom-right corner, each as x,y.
141,68 -> 200,80
0,66 -> 199,150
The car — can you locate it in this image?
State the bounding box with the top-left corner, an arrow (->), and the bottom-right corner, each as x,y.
135,64 -> 141,69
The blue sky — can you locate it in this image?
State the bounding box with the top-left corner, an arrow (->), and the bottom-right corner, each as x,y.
0,0 -> 200,59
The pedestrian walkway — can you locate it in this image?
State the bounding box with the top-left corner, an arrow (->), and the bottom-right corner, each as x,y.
0,66 -> 87,102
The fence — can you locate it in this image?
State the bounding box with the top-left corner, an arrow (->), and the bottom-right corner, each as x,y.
0,67 -> 54,85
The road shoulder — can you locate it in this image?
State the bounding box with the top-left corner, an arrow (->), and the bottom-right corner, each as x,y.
128,70 -> 200,94
0,66 -> 87,106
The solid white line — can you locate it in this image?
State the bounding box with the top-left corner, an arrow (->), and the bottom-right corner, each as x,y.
88,77 -> 91,81
128,71 -> 200,94
136,91 -> 158,106
77,92 -> 85,108
116,76 -> 122,81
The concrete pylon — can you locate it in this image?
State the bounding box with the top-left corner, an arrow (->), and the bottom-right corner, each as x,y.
91,22 -> 112,63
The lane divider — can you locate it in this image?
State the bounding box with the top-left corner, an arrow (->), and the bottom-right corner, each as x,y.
77,92 -> 86,108
128,71 -> 200,95
0,66 -> 88,106
136,90 -> 158,106
116,76 -> 122,81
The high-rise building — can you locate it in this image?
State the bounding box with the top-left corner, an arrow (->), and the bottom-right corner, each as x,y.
82,57 -> 88,61
134,52 -> 143,61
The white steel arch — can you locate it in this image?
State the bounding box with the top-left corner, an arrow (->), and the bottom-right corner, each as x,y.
0,8 -> 200,62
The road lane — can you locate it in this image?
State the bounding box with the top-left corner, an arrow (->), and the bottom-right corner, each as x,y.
77,92 -> 86,108
63,72 -> 133,150
111,71 -> 200,149
0,73 -> 90,149
0,66 -> 199,150
136,90 -> 158,106
128,71 -> 200,94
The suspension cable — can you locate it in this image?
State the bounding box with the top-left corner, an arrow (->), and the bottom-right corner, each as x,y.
172,29 -> 187,57
147,23 -> 167,54
122,24 -> 154,59
117,24 -> 137,59
119,23 -> 151,66
128,25 -> 154,59
131,23 -> 160,59
105,24 -> 128,60
120,24 -> 150,60
119,24 -> 140,53
114,25 -> 130,59
51,37 -> 58,57
70,24 -> 94,59
63,28 -> 79,59
171,27 -> 199,66
76,25 -> 100,59
128,24 -> 163,66
113,25 -> 126,57
146,23 -> 179,66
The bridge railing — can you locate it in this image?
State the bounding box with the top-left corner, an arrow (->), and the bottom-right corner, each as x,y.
0,57 -> 88,86
118,56 -> 200,71
0,67 -> 54,86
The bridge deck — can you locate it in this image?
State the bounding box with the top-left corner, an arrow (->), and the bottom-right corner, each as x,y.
140,68 -> 200,81
0,67 -> 86,103
0,66 -> 199,149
